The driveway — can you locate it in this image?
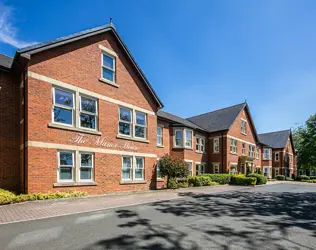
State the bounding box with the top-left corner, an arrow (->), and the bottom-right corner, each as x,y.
0,183 -> 315,250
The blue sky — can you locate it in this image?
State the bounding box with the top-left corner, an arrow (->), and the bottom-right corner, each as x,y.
1,0 -> 315,133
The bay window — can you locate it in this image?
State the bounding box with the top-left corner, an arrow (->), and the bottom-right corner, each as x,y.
173,128 -> 193,149
186,161 -> 193,176
185,130 -> 193,148
175,129 -> 183,147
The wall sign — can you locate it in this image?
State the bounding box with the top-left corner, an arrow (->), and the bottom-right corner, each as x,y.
70,133 -> 138,151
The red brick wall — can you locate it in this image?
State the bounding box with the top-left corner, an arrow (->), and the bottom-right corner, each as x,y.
25,31 -> 160,194
0,70 -> 20,192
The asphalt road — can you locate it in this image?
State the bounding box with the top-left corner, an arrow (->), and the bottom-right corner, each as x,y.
0,183 -> 316,250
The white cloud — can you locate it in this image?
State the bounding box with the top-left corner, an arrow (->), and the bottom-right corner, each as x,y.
0,3 -> 36,48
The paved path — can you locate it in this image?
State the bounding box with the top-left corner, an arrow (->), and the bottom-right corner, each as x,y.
0,185 -> 253,224
0,183 -> 315,250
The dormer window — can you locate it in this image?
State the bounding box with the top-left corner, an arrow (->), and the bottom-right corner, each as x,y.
263,148 -> 272,160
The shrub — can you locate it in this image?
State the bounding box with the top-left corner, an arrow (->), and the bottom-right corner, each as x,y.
310,176 -> 316,180
187,176 -> 218,187
297,175 -> 310,181
201,174 -> 232,184
247,173 -> 268,185
276,175 -> 285,180
306,179 -> 316,183
167,178 -> 179,189
0,189 -> 87,205
230,175 -> 257,185
285,177 -> 293,181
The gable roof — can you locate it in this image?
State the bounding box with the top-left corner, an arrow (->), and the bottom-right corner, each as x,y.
258,130 -> 291,149
16,24 -> 163,108
0,54 -> 13,70
157,110 -> 206,131
187,103 -> 246,133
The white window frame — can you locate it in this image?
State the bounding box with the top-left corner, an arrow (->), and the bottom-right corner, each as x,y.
52,87 -> 75,127
101,51 -> 116,83
156,159 -> 162,180
121,156 -> 145,181
134,111 -> 147,139
79,95 -> 98,131
57,151 -> 75,182
174,129 -> 183,147
229,164 -> 238,174
248,145 -> 255,158
79,152 -> 94,182
275,152 -> 280,162
263,148 -> 272,160
184,129 -> 193,149
157,125 -> 163,146
196,136 -> 205,153
196,162 -> 206,175
213,138 -> 219,153
118,107 -> 147,140
242,143 -> 246,155
256,147 -> 260,159
185,160 -> 193,176
230,138 -> 237,154
241,119 -> 247,135
213,163 -> 220,174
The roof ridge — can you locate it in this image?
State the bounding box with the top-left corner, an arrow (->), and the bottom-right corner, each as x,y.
258,129 -> 291,135
187,102 -> 245,119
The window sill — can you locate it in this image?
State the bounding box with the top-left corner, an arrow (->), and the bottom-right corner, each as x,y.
241,133 -> 247,136
53,182 -> 97,187
157,145 -> 164,148
99,78 -> 119,88
196,151 -> 206,154
116,135 -> 149,143
230,152 -> 238,155
48,123 -> 102,136
120,180 -> 147,185
157,178 -> 164,182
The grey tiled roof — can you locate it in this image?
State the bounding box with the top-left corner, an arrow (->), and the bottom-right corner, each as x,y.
258,130 -> 291,148
187,103 -> 246,132
0,54 -> 13,69
157,110 -> 206,131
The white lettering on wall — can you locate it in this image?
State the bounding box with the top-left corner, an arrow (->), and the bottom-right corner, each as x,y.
69,134 -> 138,151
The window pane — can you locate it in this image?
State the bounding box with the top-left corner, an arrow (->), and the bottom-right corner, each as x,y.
55,89 -> 73,107
103,54 -> 114,69
122,168 -> 131,180
135,126 -> 145,138
136,112 -> 146,126
54,107 -> 73,125
186,131 -> 192,140
136,157 -> 144,169
80,113 -> 96,129
59,152 -> 73,165
122,157 -> 131,169
81,97 -> 96,113
157,127 -> 162,136
102,67 -> 114,81
157,165 -> 161,179
120,108 -> 131,122
81,154 -> 92,167
119,122 -> 131,135
135,169 -> 143,179
59,167 -> 72,180
80,168 -> 92,180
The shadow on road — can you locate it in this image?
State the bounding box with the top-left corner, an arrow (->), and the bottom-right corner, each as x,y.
85,190 -> 316,250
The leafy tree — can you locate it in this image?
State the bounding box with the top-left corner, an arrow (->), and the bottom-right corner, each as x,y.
158,155 -> 189,188
293,114 -> 316,173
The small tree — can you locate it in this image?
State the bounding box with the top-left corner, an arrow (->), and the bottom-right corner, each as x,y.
159,155 -> 189,188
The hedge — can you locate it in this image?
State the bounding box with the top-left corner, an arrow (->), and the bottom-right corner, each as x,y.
306,179 -> 316,183
276,175 -> 285,180
230,175 -> 257,186
188,176 -> 218,187
297,175 -> 310,181
285,177 -> 293,181
0,189 -> 87,205
200,174 -> 232,184
247,173 -> 268,185
310,176 -> 316,180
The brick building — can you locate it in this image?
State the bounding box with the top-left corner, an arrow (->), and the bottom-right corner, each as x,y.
0,24 -> 296,194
